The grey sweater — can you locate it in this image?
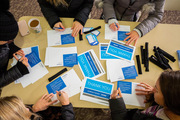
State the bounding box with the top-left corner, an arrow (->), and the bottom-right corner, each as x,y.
103,0 -> 165,37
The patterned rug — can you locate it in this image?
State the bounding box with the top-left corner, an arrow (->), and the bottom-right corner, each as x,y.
1,0 -> 180,120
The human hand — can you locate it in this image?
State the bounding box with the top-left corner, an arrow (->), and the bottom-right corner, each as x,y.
13,49 -> 25,60
71,21 -> 83,37
109,23 -> 120,31
111,88 -> 122,99
135,83 -> 154,103
123,30 -> 139,46
32,93 -> 58,112
21,57 -> 29,67
56,91 -> 70,105
54,22 -> 65,31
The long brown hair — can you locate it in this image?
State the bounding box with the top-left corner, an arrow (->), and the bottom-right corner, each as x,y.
158,70 -> 180,115
0,96 -> 41,120
46,0 -> 68,7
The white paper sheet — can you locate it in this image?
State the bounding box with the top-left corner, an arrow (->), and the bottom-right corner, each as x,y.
105,24 -> 130,40
47,28 -> 73,46
118,82 -> 146,107
47,69 -> 82,105
106,59 -> 137,82
45,47 -> 77,67
12,46 -> 48,88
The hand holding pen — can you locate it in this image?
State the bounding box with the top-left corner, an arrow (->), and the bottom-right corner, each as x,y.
53,22 -> 65,31
56,91 -> 70,105
109,22 -> 120,31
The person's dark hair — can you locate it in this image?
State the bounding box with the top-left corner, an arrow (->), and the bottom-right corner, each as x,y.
159,70 -> 180,115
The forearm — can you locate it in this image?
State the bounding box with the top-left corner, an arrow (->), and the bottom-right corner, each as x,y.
0,62 -> 29,88
8,42 -> 20,58
62,103 -> 75,120
103,0 -> 116,23
74,0 -> 93,26
135,0 -> 165,36
37,0 -> 61,28
109,98 -> 128,120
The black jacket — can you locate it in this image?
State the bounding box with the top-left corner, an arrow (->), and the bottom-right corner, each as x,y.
109,98 -> 162,120
30,103 -> 75,120
0,42 -> 29,88
37,0 -> 94,28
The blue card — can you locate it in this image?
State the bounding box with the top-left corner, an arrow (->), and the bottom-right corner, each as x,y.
61,34 -> 75,45
100,43 -> 119,60
46,77 -> 67,94
122,66 -> 138,79
78,50 -> 105,78
31,46 -> 40,58
107,40 -> 135,61
25,52 -> 41,67
117,81 -> 132,94
118,31 -> 128,41
83,78 -> 113,99
63,53 -> 78,67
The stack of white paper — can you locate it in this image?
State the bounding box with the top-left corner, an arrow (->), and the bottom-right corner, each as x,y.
12,46 -> 49,88
45,47 -> 78,67
106,59 -> 138,82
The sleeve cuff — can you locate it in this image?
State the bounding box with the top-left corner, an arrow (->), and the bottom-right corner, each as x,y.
16,61 -> 29,75
74,18 -> 85,26
51,19 -> 62,29
108,19 -> 118,26
8,42 -> 21,58
133,28 -> 142,37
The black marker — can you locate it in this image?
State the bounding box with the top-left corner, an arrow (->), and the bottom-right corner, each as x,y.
136,55 -> 142,74
140,46 -> 144,64
83,26 -> 101,34
157,47 -> 176,62
79,30 -> 83,41
48,68 -> 68,82
145,42 -> 149,72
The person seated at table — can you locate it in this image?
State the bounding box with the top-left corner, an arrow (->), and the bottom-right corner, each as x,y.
0,2 -> 29,88
37,0 -> 94,37
0,91 -> 75,120
109,70 -> 180,120
96,0 -> 165,46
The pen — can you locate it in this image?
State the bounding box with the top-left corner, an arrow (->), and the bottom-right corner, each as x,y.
48,68 -> 68,82
114,22 -> 118,28
53,27 -> 63,30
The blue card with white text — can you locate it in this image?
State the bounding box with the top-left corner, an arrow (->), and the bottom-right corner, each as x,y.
118,31 -> 128,41
25,52 -> 41,68
78,50 -> 105,78
83,78 -> 113,99
107,40 -> 135,61
63,53 -> 78,67
61,34 -> 75,45
100,43 -> 119,60
122,66 -> 138,79
46,77 -> 67,94
117,81 -> 132,94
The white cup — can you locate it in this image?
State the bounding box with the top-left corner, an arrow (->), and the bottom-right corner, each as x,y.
28,18 -> 42,33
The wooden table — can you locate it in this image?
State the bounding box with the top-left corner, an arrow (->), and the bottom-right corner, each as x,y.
2,16 -> 180,108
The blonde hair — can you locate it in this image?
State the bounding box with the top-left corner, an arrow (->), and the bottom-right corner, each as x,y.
46,0 -> 68,7
0,96 -> 41,120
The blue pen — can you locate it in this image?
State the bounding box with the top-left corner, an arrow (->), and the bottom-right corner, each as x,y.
114,22 -> 118,28
53,27 -> 63,30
